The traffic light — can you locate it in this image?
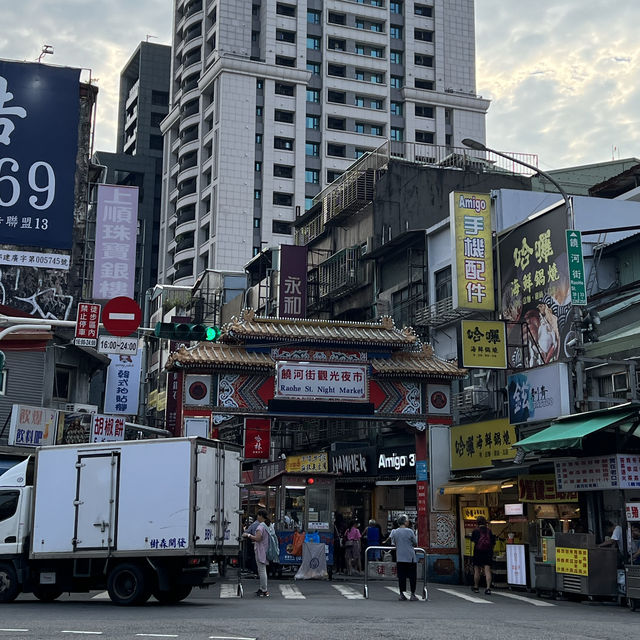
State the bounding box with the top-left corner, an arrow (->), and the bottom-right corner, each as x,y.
305,477 -> 315,485
154,322 -> 221,342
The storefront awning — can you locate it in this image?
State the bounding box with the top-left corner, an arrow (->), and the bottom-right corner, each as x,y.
513,411 -> 637,453
438,480 -> 507,495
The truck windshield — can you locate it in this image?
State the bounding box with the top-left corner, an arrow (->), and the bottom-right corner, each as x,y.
0,490 -> 19,522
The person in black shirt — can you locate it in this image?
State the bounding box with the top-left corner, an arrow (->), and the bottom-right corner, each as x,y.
471,516 -> 495,595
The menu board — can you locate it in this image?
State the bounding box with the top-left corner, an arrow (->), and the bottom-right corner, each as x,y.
555,456 -> 618,492
555,547 -> 588,576
618,455 -> 640,489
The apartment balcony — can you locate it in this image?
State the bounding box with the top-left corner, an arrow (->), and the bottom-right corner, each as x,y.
295,210 -> 325,246
318,246 -> 364,300
413,297 -> 473,328
322,166 -> 375,226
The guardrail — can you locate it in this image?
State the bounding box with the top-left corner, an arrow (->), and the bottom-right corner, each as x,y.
362,545 -> 428,601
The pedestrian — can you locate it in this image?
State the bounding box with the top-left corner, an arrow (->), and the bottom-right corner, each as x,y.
365,519 -> 381,562
334,512 -> 347,574
243,508 -> 271,597
599,519 -> 624,566
344,520 -> 362,575
471,516 -> 496,595
384,514 -> 418,601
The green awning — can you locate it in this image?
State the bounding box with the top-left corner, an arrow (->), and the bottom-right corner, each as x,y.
514,412 -> 636,453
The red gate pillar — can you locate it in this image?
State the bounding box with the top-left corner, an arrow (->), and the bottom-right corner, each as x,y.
415,426 -> 429,550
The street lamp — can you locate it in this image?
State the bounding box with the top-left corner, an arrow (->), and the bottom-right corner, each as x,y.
461,138 -> 573,228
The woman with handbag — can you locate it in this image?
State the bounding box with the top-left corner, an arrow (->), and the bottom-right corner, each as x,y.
344,521 -> 362,576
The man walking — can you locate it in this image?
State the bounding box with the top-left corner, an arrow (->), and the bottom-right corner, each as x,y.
386,514 -> 419,601
471,515 -> 495,595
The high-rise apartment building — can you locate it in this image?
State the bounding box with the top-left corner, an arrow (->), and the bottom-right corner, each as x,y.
159,0 -> 488,284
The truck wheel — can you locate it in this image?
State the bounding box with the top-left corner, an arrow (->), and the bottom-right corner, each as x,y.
0,563 -> 20,603
152,585 -> 192,604
107,563 -> 151,606
32,586 -> 63,602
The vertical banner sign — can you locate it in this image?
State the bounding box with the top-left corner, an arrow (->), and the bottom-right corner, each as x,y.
104,352 -> 142,415
0,61 -> 80,249
566,230 -> 587,306
278,245 -> 308,319
90,413 -> 125,443
92,184 -> 139,300
499,209 -> 572,368
450,192 -> 494,311
244,418 -> 271,459
74,302 -> 101,347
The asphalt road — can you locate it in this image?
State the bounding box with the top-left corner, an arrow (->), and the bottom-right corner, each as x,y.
0,578 -> 637,640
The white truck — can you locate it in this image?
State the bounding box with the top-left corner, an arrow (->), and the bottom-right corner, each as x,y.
0,437 -> 241,605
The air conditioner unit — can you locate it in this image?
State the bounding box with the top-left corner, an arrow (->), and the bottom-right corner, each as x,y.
64,403 -> 99,414
463,385 -> 491,408
612,372 -> 629,392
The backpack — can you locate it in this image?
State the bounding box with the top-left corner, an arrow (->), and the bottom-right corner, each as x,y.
475,527 -> 492,552
267,525 -> 280,563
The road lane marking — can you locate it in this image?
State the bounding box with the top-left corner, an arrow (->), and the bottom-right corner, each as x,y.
91,591 -> 110,600
61,632 -> 103,635
491,591 -> 555,606
135,635 -> 179,638
0,630 -> 29,633
219,584 -> 240,598
332,584 -> 364,599
280,584 -> 305,599
209,637 -> 257,640
437,588 -> 493,604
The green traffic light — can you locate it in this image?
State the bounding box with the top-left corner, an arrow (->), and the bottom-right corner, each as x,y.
205,326 -> 221,341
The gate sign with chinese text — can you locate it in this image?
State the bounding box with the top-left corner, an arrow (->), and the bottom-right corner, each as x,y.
286,453 -> 328,473
92,185 -> 138,300
507,362 -> 571,424
499,209 -> 572,368
90,413 -> 125,443
461,320 -> 507,369
8,404 -> 58,447
278,245 -> 308,319
450,418 -> 516,470
0,61 -> 80,250
450,192 -> 494,311
275,361 -> 368,402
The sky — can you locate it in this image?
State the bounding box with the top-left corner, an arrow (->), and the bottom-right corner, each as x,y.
1,1 -> 638,171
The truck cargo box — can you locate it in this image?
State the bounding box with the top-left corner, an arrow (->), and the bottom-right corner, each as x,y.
30,437 -> 240,558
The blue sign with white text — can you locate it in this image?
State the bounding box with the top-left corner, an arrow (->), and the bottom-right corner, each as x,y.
0,61 -> 80,249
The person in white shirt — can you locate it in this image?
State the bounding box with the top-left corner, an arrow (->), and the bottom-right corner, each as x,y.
599,519 -> 624,555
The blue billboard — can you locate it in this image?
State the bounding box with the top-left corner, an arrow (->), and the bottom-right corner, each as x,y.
0,61 -> 80,249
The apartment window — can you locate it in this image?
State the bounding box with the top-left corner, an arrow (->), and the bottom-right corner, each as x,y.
327,117 -> 346,131
307,61 -> 321,74
355,148 -> 370,159
328,38 -> 346,51
252,30 -> 259,43
435,266 -> 452,302
253,217 -> 261,228
415,4 -> 433,17
275,109 -> 294,123
253,246 -> 260,256
328,12 -> 346,25
306,115 -> 320,129
274,136 -> 294,150
257,79 -> 264,90
273,220 -> 292,235
305,168 -> 320,184
306,89 -> 320,103
327,143 -> 346,158
357,97 -> 384,109
151,91 -> 169,106
356,19 -> 383,32
355,122 -> 365,134
252,4 -> 259,16
327,170 -> 343,183
415,104 -> 434,118
276,29 -> 296,43
415,78 -> 434,90
390,101 -> 403,115
415,29 -> 434,42
305,197 -> 314,210
254,189 -> 261,200
276,55 -> 296,68
255,133 -> 263,144
390,1 -> 403,13
390,75 -> 403,88
391,127 -> 404,141
256,106 -> 263,117
274,164 -> 294,178
54,366 -> 72,400
328,64 -> 346,77
275,82 -> 295,96
276,3 -> 296,17
415,130 -> 434,143
255,161 -> 262,172
307,36 -> 321,50
273,192 -> 293,206
307,9 -> 321,24
390,50 -> 403,64
390,26 -> 403,39
415,54 -> 433,67
371,124 -> 383,136
328,90 -> 346,104
306,141 -> 320,156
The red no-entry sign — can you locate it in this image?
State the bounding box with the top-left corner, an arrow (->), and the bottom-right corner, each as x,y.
102,296 -> 142,337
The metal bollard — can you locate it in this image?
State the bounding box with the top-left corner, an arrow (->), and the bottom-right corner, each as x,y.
362,545 -> 428,601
